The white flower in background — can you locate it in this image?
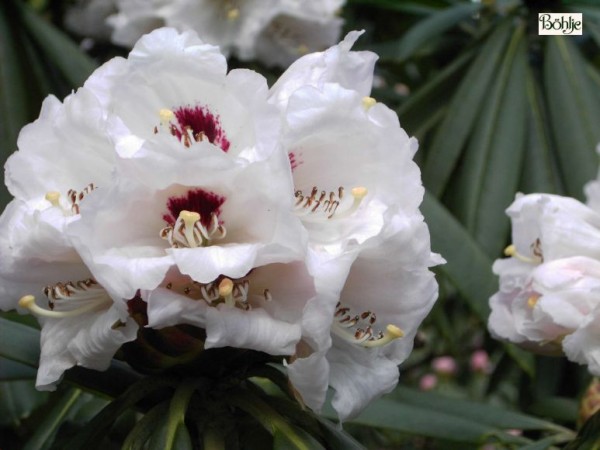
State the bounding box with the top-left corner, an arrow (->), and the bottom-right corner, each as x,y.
489,256 -> 600,355
64,0 -> 117,41
489,192 -> 600,357
104,0 -> 344,67
268,32 -> 441,419
108,0 -> 178,48
585,143 -> 600,213
0,88 -> 137,390
234,0 -> 345,68
65,28 -> 311,355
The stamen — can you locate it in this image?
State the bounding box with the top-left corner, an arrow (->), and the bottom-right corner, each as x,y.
227,7 -> 240,20
297,44 -> 309,55
67,183 -> 96,215
527,294 -> 540,309
173,277 -> 251,310
45,191 -> 61,207
161,209 -> 226,249
19,285 -> 109,319
219,278 -> 234,306
332,302 -> 403,348
504,244 -> 542,264
160,108 -> 175,126
362,97 -> 377,110
294,186 -> 367,221
45,184 -> 95,216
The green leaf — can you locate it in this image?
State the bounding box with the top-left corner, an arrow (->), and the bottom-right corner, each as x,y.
122,401 -> 169,450
517,435 -> 568,450
23,388 -> 83,450
520,59 -> 563,195
393,2 -> 481,61
448,24 -> 527,258
421,191 -> 495,320
423,19 -> 513,197
12,0 -> 97,89
62,377 -> 175,449
341,397 -> 528,444
398,48 -> 475,139
529,396 -> 579,423
226,388 -> 321,450
314,416 -> 366,450
544,36 -> 600,199
564,408 -> 600,450
392,386 -> 566,432
0,1 -> 32,207
0,380 -> 49,427
347,0 -> 447,14
0,358 -> 36,381
0,317 -> 41,368
273,427 -> 326,450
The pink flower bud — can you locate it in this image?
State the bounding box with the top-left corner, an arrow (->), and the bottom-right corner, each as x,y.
470,350 -> 491,374
419,374 -> 438,391
431,356 -> 457,375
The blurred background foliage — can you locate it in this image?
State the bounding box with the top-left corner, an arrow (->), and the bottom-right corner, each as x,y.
2,0 -> 600,448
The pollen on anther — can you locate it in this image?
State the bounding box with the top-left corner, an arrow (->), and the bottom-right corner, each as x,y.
362,97 -> 377,110
159,108 -> 175,125
351,186 -> 368,199
504,244 -> 517,257
527,295 -> 539,309
227,7 -> 240,20
386,324 -> 404,338
45,191 -> 61,207
219,278 -> 234,297
18,295 -> 35,309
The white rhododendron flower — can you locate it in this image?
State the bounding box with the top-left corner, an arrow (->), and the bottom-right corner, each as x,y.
0,89 -> 137,390
489,192 -> 600,372
64,0 -> 117,41
104,0 -> 344,67
490,256 -> 600,355
585,144 -> 600,212
64,28 -> 311,355
1,27 -> 439,422
234,0 -> 344,68
270,32 -> 441,419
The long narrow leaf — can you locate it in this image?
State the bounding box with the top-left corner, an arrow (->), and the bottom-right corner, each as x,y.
0,317 -> 41,368
0,357 -> 36,381
341,398 -> 528,444
423,20 -> 513,196
520,60 -> 563,195
0,2 -> 32,207
12,0 -> 97,89
421,191 -> 495,320
23,388 -> 83,450
393,386 -> 569,432
394,3 -> 480,61
544,36 -> 600,199
448,24 -> 527,257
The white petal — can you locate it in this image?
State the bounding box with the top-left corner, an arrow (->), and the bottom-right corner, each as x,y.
36,304 -> 137,390
328,344 -> 399,421
270,30 -> 378,108
205,306 -> 301,355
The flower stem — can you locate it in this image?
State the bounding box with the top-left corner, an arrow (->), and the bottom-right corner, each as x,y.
164,378 -> 209,449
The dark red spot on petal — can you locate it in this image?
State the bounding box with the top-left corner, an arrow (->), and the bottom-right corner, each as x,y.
163,188 -> 226,228
288,151 -> 302,171
172,105 -> 230,152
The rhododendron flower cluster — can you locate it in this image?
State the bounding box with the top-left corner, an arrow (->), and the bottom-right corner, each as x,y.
0,27 -> 439,419
65,0 -> 345,68
489,156 -> 600,375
